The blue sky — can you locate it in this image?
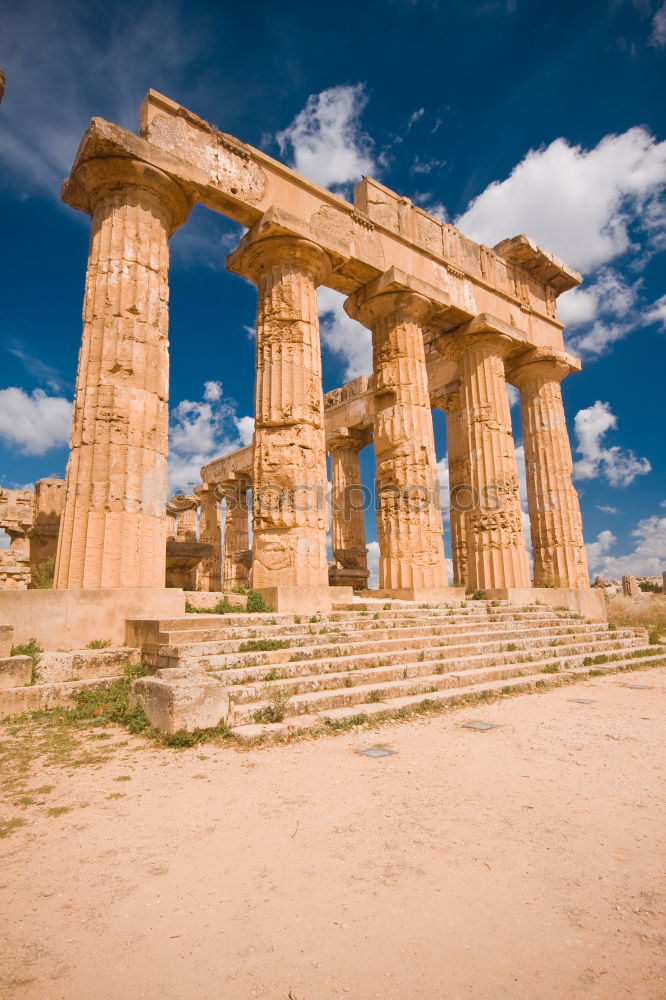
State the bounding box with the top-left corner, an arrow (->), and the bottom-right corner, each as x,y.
0,0 -> 665,582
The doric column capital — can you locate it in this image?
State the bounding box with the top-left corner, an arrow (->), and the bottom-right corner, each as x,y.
437,313 -> 523,363
326,428 -> 372,452
167,494 -> 199,516
344,266 -> 450,329
62,156 -> 193,234
227,233 -> 332,286
507,347 -> 581,388
430,380 -> 461,412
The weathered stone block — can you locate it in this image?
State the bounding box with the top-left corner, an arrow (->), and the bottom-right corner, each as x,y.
38,647 -> 141,684
0,655 -> 32,689
0,624 -> 13,658
131,675 -> 230,734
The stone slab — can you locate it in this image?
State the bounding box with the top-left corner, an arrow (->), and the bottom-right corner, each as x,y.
483,587 -> 606,621
183,591 -> 247,611
0,677 -> 117,718
38,647 -> 141,684
0,655 -> 32,689
254,587 -> 334,614
0,624 -> 13,658
0,589 -> 186,651
364,588 -> 466,603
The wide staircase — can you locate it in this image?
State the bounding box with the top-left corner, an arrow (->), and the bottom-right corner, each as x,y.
129,600 -> 665,739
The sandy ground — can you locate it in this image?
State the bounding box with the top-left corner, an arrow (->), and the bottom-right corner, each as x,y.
1,667 -> 665,1000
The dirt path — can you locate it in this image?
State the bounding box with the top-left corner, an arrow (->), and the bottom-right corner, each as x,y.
1,667 -> 665,1000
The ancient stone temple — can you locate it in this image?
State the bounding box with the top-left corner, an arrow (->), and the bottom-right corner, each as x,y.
0,87 -> 605,651
0,480 -> 65,589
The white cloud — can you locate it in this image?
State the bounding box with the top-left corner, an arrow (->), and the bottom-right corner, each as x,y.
0,0 -> 204,198
0,529 -> 10,550
597,504 -> 618,515
587,515 -> 666,577
235,416 -> 254,446
586,529 -> 617,572
0,387 -> 72,455
456,128 -> 666,273
650,2 -> 666,47
367,540 -> 380,589
573,401 -> 651,487
168,383 -> 252,493
644,294 -> 666,331
318,286 -> 372,381
276,84 -> 375,192
557,269 -> 666,359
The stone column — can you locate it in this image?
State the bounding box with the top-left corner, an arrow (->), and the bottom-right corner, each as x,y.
328,429 -> 371,589
509,349 -> 590,590
195,485 -> 222,592
227,235 -> 331,607
54,157 -> 191,589
622,575 -> 639,598
345,272 -> 450,597
443,325 -> 531,591
432,384 -> 468,588
220,482 -> 250,590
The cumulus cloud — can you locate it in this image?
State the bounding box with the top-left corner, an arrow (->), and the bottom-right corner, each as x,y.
318,286 -> 372,381
276,84 -> 375,192
0,387 -> 72,455
168,382 -> 252,492
587,515 -> 666,577
573,401 -> 651,487
457,127 -> 666,273
235,416 -> 254,446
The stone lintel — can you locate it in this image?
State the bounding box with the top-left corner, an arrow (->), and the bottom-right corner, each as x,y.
493,234 -> 582,295
201,444 -> 253,486
430,379 -> 461,411
326,427 -> 372,452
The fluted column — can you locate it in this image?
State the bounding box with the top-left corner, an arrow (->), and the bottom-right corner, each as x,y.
509,349 -> 589,589
227,236 -> 330,591
443,328 -> 530,590
328,429 -> 371,589
194,485 -> 223,591
345,275 -> 448,592
432,384 -> 468,588
220,482 -> 250,589
54,157 -> 192,589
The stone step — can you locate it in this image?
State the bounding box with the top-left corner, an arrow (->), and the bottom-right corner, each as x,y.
147,619 -> 618,668
140,603 -> 577,635
194,635 -> 648,699
224,644 -> 661,726
153,615 -> 608,649
168,629 -> 639,676
228,653 -> 666,741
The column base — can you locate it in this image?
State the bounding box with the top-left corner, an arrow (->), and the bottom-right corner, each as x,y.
366,587 -> 466,603
0,588 -> 186,651
483,587 -> 605,621
255,586 -> 334,614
